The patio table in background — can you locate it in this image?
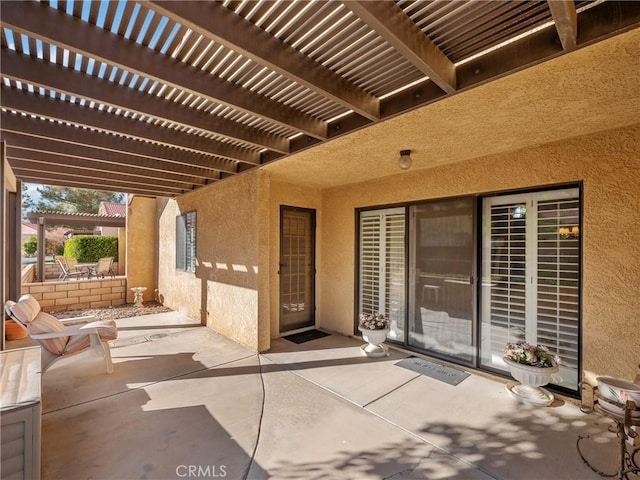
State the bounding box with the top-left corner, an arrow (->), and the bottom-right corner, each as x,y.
76,263 -> 97,278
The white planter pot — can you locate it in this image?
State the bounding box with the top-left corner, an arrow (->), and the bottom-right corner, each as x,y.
504,357 -> 559,406
359,327 -> 389,357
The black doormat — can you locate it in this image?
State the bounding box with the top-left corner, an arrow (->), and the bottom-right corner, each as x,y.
283,329 -> 330,344
395,357 -> 470,386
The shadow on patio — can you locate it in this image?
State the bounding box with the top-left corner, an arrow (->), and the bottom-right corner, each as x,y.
31,312 -> 622,479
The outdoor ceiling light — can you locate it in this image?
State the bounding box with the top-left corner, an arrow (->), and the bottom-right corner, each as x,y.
398,149 -> 412,170
512,205 -> 527,219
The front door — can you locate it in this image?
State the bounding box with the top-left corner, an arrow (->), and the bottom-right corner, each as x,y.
279,207 -> 316,333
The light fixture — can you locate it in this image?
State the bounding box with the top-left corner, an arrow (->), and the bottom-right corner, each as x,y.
559,226 -> 579,238
398,149 -> 412,170
512,205 -> 527,219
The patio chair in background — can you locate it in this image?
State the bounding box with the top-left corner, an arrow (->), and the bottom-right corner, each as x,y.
4,294 -> 118,374
89,257 -> 115,279
54,255 -> 85,281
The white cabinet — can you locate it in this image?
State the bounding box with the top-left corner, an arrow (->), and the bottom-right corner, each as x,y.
1,347 -> 42,480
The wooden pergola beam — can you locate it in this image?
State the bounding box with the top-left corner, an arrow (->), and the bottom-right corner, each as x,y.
1,1 -> 328,139
147,1 -> 379,121
342,0 -> 456,93
0,86 -> 259,166
548,0 -> 578,51
0,49 -> 289,155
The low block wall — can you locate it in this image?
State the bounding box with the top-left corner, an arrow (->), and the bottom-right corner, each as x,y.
21,264 -> 36,284
21,277 -> 127,311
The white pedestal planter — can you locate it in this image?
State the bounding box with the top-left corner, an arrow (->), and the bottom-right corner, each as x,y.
359,327 -> 389,357
504,357 -> 559,406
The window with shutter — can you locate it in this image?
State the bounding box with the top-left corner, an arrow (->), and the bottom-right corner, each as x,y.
176,211 -> 196,273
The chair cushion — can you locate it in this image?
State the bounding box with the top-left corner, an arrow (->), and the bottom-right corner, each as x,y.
64,333 -> 92,354
27,312 -> 69,355
10,294 -> 42,324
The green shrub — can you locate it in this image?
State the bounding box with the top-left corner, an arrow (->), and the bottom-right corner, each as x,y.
64,235 -> 118,262
22,236 -> 38,256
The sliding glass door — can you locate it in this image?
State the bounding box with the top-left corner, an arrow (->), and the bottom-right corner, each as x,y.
480,188 -> 580,391
356,186 -> 580,394
408,198 -> 476,364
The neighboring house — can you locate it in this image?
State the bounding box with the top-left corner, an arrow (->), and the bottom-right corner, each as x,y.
97,202 -> 126,237
21,222 -> 37,244
125,29 -> 640,402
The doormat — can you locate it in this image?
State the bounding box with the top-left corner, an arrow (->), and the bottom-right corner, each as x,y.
395,357 -> 470,386
283,329 -> 330,344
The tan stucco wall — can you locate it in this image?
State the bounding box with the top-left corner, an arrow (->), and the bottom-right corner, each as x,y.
318,123 -> 640,383
157,172 -> 267,351
126,196 -> 158,303
153,27 -> 639,381
262,28 -> 640,191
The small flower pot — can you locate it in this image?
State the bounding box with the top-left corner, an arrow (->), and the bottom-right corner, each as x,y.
359,327 -> 389,358
5,319 -> 28,341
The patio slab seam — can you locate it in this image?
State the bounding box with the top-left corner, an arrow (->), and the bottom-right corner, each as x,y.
261,350 -> 501,480
43,350 -> 259,415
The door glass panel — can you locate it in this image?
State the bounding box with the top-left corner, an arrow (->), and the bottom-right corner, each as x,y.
280,208 -> 315,333
409,198 -> 475,363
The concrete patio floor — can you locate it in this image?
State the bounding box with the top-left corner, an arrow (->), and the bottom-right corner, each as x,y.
12,311 -> 629,479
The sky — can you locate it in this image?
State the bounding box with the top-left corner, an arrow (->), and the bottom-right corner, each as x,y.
24,182 -> 42,205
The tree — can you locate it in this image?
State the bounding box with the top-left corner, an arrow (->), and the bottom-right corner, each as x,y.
21,183 -> 35,220
35,186 -> 124,214
21,227 -> 68,256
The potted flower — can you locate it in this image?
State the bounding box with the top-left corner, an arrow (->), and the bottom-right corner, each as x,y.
358,312 -> 390,357
503,341 -> 560,406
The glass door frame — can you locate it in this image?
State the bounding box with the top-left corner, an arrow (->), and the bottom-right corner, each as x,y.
354,183 -> 581,398
407,196 -> 478,367
279,205 -> 316,334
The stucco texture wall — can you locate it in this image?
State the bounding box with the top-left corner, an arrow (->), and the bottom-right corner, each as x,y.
318,123 -> 640,382
157,172 -> 267,351
126,196 -> 157,303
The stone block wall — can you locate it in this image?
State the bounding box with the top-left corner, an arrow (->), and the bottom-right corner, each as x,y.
21,277 -> 127,311
21,264 -> 35,284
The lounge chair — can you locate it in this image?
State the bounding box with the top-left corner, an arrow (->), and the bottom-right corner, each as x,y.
54,255 -> 85,281
4,294 -> 118,374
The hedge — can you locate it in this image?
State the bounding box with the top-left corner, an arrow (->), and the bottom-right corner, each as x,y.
64,235 -> 118,262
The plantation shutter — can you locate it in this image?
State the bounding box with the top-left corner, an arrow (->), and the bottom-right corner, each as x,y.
359,214 -> 382,315
176,214 -> 186,271
359,208 -> 405,338
485,203 -> 527,352
185,211 -> 197,273
536,197 -> 579,373
176,211 -> 196,272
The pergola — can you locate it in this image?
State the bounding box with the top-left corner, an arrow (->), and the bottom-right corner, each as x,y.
25,210 -> 126,281
0,1 -> 638,198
